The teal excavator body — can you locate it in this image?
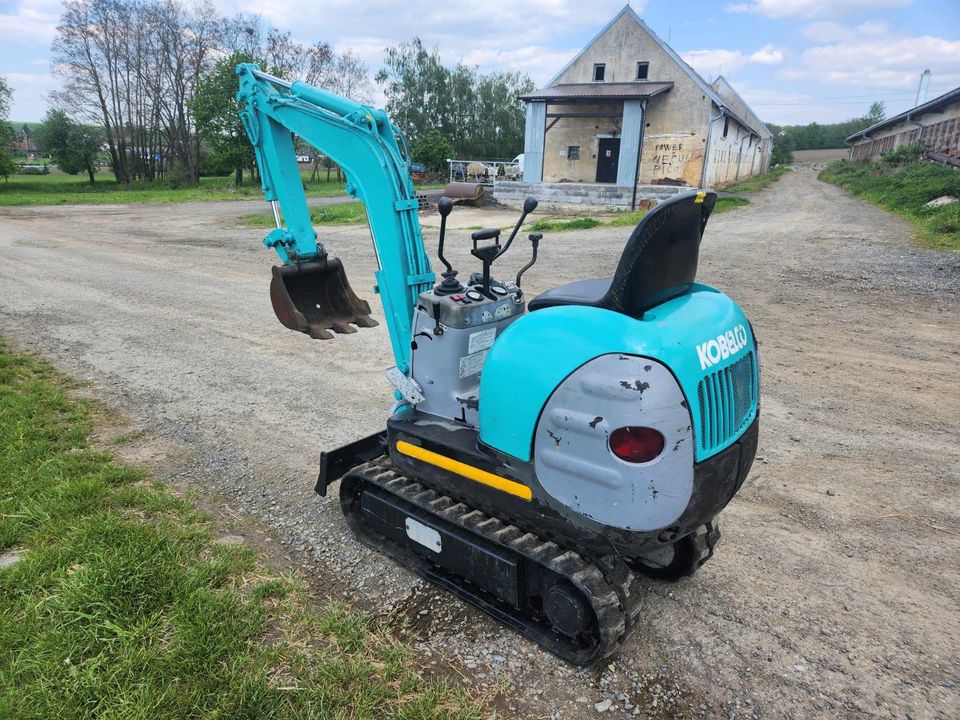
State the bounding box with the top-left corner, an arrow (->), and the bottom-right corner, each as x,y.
235,64 -> 759,664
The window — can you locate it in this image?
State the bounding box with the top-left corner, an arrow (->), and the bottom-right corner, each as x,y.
567,145 -> 581,160
636,62 -> 649,80
593,63 -> 606,82
723,117 -> 729,138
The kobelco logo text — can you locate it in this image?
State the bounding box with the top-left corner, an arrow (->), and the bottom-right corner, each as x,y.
696,324 -> 749,370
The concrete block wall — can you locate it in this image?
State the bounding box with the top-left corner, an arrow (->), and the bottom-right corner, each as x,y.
494,181 -> 689,210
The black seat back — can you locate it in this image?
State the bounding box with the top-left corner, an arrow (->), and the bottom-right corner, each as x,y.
604,189 -> 717,317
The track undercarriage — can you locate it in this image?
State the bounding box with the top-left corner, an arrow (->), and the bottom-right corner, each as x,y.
339,455 -> 720,664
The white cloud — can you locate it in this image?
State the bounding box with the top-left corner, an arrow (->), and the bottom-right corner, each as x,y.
783,33 -> 960,90
855,20 -> 889,35
802,21 -> 853,43
749,44 -> 784,64
681,44 -> 785,79
0,0 -> 61,42
3,71 -> 59,121
724,0 -> 910,19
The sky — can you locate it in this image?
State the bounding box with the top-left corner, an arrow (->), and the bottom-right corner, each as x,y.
1,0 -> 959,126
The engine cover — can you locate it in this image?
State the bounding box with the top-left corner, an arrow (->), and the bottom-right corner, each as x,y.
533,354 -> 694,532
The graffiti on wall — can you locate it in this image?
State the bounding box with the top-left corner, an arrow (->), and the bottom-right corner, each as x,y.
651,140 -> 691,177
644,133 -> 703,186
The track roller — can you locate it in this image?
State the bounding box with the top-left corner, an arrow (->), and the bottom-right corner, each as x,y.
339,455 -> 643,664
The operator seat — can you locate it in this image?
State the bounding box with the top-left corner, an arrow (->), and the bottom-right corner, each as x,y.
528,190 -> 717,318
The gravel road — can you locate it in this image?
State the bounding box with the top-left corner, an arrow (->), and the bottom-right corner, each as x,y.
1,169 -> 958,719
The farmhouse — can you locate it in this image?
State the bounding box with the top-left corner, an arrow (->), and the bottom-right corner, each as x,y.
495,5 -> 772,209
846,86 -> 960,165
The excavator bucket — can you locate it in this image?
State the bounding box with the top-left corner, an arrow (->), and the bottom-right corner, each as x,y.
269,258 -> 378,340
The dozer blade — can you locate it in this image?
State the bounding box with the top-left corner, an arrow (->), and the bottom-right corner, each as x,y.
269,258 -> 378,340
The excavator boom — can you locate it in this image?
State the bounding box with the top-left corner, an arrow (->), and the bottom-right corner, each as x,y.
235,63 -> 434,370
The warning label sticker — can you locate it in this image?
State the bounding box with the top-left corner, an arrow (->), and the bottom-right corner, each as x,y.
468,327 -> 497,354
458,349 -> 489,378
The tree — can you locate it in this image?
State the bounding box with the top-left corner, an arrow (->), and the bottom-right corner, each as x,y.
0,76 -> 15,181
52,0 -> 220,185
764,100 -> 888,153
377,38 -> 532,159
864,101 -> 885,127
770,131 -> 794,165
191,52 -> 256,186
412,130 -> 454,171
35,109 -> 102,184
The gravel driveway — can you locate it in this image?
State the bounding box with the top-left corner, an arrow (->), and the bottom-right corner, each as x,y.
1,169 -> 958,719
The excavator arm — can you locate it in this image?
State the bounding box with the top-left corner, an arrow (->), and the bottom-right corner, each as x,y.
235,63 -> 434,372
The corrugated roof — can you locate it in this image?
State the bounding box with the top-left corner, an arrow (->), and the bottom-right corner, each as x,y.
520,81 -> 673,101
847,85 -> 960,142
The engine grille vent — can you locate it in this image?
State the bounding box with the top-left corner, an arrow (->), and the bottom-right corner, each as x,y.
696,351 -> 757,453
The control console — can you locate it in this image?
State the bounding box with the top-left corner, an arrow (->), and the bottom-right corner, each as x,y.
394,195 -> 542,427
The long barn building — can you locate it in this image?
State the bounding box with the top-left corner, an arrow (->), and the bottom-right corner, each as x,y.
496,5 -> 772,209
846,86 -> 960,165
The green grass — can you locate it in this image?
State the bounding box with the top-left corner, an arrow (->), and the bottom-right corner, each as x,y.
529,216 -> 602,232
0,337 -> 484,720
819,160 -> 960,251
239,201 -> 368,228
721,165 -> 790,193
714,196 -> 751,213
527,195 -> 750,233
0,171 -> 355,207
0,171 -> 446,207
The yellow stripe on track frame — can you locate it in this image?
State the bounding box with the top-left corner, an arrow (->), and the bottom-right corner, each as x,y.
395,440 -> 533,501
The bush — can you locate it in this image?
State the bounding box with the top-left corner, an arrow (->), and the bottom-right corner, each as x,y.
411,130 -> 455,172
771,133 -> 794,165
880,141 -> 927,166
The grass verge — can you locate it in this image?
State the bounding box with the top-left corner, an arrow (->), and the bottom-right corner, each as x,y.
721,165 -> 790,194
239,201 -> 368,228
528,196 -> 749,233
0,172 -> 354,206
0,172 -> 443,208
0,337 -> 484,719
819,160 -> 960,251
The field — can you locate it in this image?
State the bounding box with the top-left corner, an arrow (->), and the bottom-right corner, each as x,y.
792,148 -> 849,162
0,338 -> 482,719
0,170 -> 443,207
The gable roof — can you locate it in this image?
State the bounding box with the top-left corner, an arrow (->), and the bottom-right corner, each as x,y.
545,5 -> 725,107
542,4 -> 771,140
711,76 -> 773,138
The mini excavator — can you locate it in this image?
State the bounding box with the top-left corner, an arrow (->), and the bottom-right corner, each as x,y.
236,64 -> 759,664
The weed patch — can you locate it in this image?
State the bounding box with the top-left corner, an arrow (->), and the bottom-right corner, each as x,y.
240,201 -> 368,228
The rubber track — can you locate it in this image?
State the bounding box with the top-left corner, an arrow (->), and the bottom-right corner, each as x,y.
341,455 -> 644,664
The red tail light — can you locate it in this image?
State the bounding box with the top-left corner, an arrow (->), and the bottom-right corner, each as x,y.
609,426 -> 665,463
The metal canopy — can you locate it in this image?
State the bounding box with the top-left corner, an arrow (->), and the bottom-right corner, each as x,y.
520,81 -> 673,103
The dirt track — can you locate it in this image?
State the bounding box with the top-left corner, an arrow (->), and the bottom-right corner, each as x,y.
1,169 -> 958,719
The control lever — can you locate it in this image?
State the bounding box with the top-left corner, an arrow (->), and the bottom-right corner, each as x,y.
516,233 -> 542,288
495,196 -> 538,260
470,227 -> 502,299
434,196 -> 464,295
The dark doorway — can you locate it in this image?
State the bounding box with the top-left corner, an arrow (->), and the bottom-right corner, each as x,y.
596,138 -> 620,183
